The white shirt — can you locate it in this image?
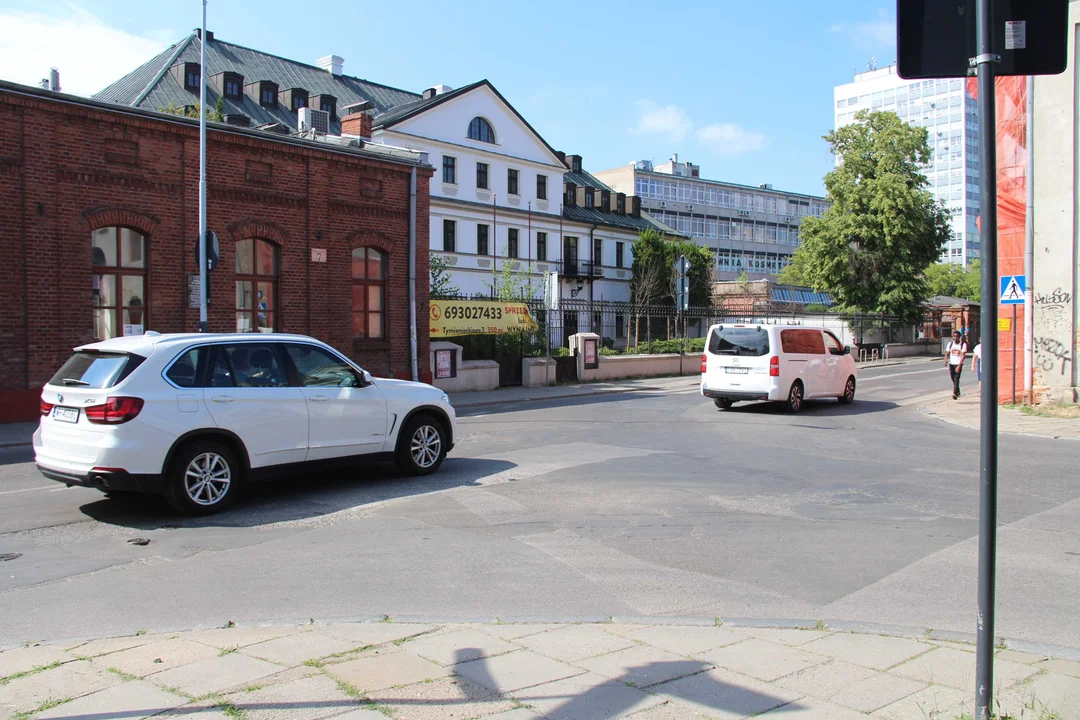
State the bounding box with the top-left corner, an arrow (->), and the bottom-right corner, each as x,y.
947,340 -> 968,365
972,343 -> 982,360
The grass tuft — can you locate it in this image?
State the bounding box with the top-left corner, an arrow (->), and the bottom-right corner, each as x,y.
0,661 -> 62,686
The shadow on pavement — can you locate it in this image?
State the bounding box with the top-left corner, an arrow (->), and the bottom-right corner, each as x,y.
720,398 -> 899,417
77,456 -> 518,531
0,445 -> 34,467
455,387 -> 691,417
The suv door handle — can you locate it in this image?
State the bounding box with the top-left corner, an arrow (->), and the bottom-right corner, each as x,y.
310,395 -> 329,402
211,395 -> 235,403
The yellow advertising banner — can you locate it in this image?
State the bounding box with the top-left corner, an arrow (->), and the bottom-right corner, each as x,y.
429,299 -> 539,337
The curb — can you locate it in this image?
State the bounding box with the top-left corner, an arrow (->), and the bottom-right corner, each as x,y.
919,399 -> 1080,441
16,615 -> 1080,662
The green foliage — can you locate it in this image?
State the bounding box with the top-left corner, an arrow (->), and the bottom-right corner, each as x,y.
551,346 -> 571,358
802,303 -> 830,313
610,337 -> 707,355
159,98 -> 225,122
777,255 -> 808,286
429,254 -> 460,299
924,260 -> 980,302
788,110 -> 952,324
630,229 -> 713,307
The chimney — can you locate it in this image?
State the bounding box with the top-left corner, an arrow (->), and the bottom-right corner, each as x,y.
316,55 -> 344,76
671,153 -> 678,163
555,150 -> 566,165
422,87 -> 437,100
48,68 -> 60,92
195,29 -> 214,42
342,111 -> 373,139
631,196 -> 642,218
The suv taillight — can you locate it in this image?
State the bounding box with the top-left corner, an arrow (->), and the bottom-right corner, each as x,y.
769,356 -> 780,377
40,399 -> 55,416
700,354 -> 707,373
85,397 -> 144,424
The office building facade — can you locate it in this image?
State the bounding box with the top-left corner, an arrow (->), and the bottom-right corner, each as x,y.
595,157 -> 827,280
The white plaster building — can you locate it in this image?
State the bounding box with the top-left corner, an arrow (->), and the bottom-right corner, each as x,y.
370,80 -> 668,305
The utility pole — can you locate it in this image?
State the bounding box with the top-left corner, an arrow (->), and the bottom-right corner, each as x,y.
972,1 -> 999,715
198,0 -> 209,333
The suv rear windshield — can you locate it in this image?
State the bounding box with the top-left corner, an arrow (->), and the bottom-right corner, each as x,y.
708,327 -> 770,356
49,352 -> 145,389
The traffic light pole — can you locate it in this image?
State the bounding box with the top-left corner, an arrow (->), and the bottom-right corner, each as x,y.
973,0 -> 999,716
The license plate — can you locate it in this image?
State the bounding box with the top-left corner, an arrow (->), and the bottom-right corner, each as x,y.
724,367 -> 749,374
53,407 -> 79,423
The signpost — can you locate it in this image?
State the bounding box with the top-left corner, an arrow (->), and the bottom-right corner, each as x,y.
898,3 -> 1067,717
674,255 -> 691,375
1000,275 -> 1025,404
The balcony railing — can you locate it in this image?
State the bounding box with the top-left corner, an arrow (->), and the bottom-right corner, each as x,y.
561,259 -> 603,279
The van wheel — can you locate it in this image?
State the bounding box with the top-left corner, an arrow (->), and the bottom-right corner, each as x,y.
396,414 -> 447,476
839,376 -> 856,405
164,439 -> 240,515
714,398 -> 734,410
787,381 -> 804,413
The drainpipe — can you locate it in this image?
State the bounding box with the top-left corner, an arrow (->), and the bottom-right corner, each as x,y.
409,167 -> 419,382
1024,75 -> 1034,403
589,224 -> 598,332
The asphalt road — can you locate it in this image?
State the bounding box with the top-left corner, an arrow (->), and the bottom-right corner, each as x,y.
2,360 -> 1078,650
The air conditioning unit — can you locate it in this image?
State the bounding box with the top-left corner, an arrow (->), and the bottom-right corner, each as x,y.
298,107 -> 330,135
738,209 -> 750,217
660,201 -> 667,207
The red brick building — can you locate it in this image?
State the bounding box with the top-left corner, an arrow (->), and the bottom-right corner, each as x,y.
0,81 -> 434,422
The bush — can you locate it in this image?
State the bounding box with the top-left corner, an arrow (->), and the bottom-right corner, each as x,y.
551,346 -> 571,358
625,337 -> 706,355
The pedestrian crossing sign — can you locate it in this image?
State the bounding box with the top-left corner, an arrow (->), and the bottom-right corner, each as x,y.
999,275 -> 1026,305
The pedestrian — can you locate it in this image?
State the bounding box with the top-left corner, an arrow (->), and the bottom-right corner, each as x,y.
945,330 -> 968,399
970,339 -> 982,384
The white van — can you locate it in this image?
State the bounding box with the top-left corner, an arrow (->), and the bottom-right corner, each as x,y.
700,324 -> 857,412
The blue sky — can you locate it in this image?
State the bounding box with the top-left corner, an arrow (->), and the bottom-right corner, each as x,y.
0,1 -> 896,196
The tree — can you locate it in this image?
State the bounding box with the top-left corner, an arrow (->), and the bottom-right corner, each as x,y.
923,260 -> 981,302
160,97 -> 225,122
787,110 -> 952,324
429,254 -> 460,299
630,229 -> 712,307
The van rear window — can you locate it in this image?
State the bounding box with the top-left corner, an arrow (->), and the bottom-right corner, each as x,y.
49,352 -> 145,389
708,327 -> 769,356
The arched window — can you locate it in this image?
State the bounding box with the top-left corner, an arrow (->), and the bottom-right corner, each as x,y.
467,117 -> 495,144
352,247 -> 386,339
92,227 -> 147,340
235,238 -> 279,332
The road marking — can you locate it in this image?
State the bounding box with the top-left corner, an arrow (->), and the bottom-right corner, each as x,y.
0,485 -> 56,496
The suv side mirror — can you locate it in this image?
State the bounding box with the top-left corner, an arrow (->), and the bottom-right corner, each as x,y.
843,345 -> 851,355
359,370 -> 374,387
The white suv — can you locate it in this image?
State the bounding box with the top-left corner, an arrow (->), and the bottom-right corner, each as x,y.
34,333 -> 456,514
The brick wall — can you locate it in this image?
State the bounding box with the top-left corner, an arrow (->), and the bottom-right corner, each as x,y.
0,85 -> 434,422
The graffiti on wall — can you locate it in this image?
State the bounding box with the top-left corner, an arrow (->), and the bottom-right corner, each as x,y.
1035,287 -> 1073,335
1035,336 -> 1073,376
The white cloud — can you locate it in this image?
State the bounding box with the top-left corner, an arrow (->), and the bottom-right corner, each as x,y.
630,100 -> 693,142
0,6 -> 171,97
695,123 -> 766,155
830,9 -> 896,52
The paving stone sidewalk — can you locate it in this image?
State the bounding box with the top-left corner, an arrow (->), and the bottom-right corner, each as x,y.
921,392 -> 1080,440
3,620 -> 1077,720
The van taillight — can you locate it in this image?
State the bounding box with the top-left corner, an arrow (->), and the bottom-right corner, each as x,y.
40,399 -> 55,416
85,397 -> 144,424
700,354 -> 707,373
769,356 -> 780,377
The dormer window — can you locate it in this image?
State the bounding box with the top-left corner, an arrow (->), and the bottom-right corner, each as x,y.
617,194 -> 626,214
585,190 -> 594,208
280,88 -> 309,112
251,81 -> 278,107
223,72 -> 243,99
601,190 -> 610,210
174,62 -> 201,92
467,117 -> 495,143
564,182 -> 576,207
572,157 -> 582,173
312,94 -> 337,120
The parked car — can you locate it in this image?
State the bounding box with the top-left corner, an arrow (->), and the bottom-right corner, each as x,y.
700,324 -> 857,412
34,333 -> 455,514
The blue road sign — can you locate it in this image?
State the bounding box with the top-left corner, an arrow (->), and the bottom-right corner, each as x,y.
999,275 -> 1026,305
